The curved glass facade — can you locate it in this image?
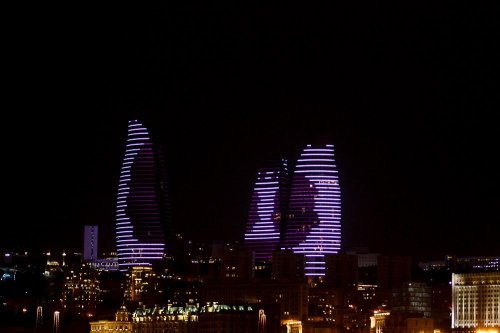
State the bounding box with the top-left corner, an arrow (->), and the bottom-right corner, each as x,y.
244,159 -> 289,261
282,144 -> 341,276
115,119 -> 170,271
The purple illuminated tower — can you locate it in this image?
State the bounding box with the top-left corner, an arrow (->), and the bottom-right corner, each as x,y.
244,159 -> 289,262
281,144 -> 341,276
115,119 -> 170,271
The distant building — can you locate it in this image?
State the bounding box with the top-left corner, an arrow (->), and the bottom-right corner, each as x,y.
272,249 -> 305,282
244,159 -> 289,262
123,266 -> 163,306
189,257 -> 221,281
447,255 -> 500,272
198,302 -> 260,333
324,253 -> 358,289
115,119 -> 171,271
198,280 -> 308,323
370,310 -> 435,333
344,248 -> 380,285
89,257 -> 119,271
281,144 -> 342,277
358,253 -> 381,268
451,272 -> 500,332
90,305 -> 133,333
371,310 -> 391,333
391,282 -> 431,318
62,263 -> 101,317
377,256 -> 411,290
83,225 -> 99,261
419,255 -> 500,273
210,243 -> 255,280
89,303 -> 266,333
220,245 -> 255,280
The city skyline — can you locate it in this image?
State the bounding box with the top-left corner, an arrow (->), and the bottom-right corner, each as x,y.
3,3 -> 499,263
243,143 -> 343,276
3,112 -> 499,263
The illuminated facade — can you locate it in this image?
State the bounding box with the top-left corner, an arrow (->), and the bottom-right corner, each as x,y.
452,272 -> 500,332
89,303 -> 257,333
123,266 -> 163,305
115,119 -> 170,271
244,159 -> 289,261
419,255 -> 500,272
62,263 -> 101,317
281,144 -> 342,276
370,310 -> 390,333
83,225 -> 98,261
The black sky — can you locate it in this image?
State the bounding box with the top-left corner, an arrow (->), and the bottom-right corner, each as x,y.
3,2 -> 499,262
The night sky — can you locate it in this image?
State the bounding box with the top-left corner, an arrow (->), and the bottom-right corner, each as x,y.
3,3 -> 499,262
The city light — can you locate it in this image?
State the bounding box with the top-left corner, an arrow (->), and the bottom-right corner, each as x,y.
244,159 -> 288,261
282,144 -> 342,276
115,119 -> 169,271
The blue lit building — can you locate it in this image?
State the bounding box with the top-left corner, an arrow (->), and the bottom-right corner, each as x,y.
115,119 -> 171,271
281,144 -> 342,277
244,159 -> 289,262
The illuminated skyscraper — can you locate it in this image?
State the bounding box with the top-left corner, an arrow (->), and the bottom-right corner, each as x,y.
115,119 -> 170,271
244,159 -> 289,261
281,144 -> 342,276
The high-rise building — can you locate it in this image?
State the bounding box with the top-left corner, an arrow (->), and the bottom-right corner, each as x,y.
115,119 -> 171,271
244,159 -> 289,262
281,144 -> 342,276
451,272 -> 500,332
84,225 -> 99,261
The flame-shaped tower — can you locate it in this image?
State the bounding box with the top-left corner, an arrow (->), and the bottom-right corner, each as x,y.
115,119 -> 170,271
244,159 -> 289,262
281,144 -> 341,276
